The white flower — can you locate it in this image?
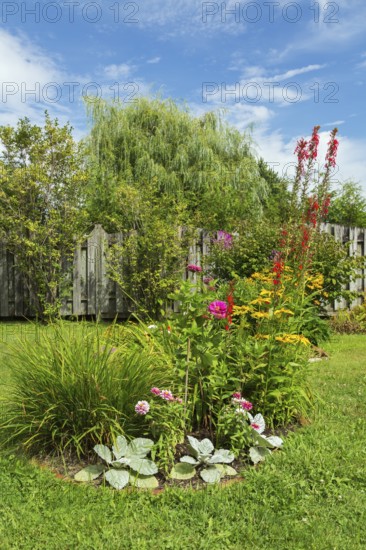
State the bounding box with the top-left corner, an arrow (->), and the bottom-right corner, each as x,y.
147,324 -> 158,330
247,413 -> 265,433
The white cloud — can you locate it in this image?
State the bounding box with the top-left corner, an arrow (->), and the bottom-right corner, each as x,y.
0,29 -> 73,127
252,128 -> 366,192
104,63 -> 134,79
147,57 -> 161,64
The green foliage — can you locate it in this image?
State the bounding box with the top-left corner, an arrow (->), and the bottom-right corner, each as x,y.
75,435 -> 158,489
258,158 -> 292,222
84,97 -> 267,231
329,300 -> 366,334
206,221 -> 279,281
143,392 -> 186,474
327,181 -> 366,227
0,113 -> 88,319
310,230 -> 366,304
106,183 -> 191,318
0,321 -> 173,456
170,435 -> 236,484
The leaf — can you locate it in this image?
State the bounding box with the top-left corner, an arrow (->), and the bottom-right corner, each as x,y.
214,464 -> 238,477
126,438 -> 154,458
93,444 -> 113,464
170,463 -> 196,480
186,435 -> 200,457
129,473 -> 159,489
265,435 -> 283,448
198,438 -> 214,456
200,466 -> 221,484
105,469 -> 129,490
74,464 -> 105,482
208,449 -> 235,464
112,435 -> 128,459
129,457 -> 158,476
180,455 -> 199,465
251,432 -> 275,449
249,446 -> 271,465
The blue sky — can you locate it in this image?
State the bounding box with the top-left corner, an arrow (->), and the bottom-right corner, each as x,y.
1,0 -> 365,188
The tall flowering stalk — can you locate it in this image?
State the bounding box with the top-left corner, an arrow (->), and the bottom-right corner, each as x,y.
281,126 -> 339,294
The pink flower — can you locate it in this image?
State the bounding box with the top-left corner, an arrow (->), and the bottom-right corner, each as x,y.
232,392 -> 241,400
175,397 -> 183,404
240,399 -> 253,411
208,300 -> 228,319
151,387 -> 160,395
203,276 -> 214,285
187,264 -> 202,272
159,389 -> 175,401
135,400 -> 150,415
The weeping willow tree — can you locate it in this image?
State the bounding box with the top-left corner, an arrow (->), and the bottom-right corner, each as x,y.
83,97 -> 268,231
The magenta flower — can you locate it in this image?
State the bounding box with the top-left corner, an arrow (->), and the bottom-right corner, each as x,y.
159,389 -> 175,401
208,300 -> 228,319
150,387 -> 160,395
240,399 -> 253,411
232,392 -> 241,400
203,276 -> 214,285
187,264 -> 203,272
135,400 -> 150,415
175,397 -> 183,404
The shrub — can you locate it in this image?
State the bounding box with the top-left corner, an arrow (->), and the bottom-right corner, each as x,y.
329,301 -> 366,334
0,321 -> 173,457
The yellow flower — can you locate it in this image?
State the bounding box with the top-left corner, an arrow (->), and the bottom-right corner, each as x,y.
232,305 -> 252,316
274,308 -> 294,316
260,289 -> 273,296
250,297 -> 271,305
251,311 -> 269,319
275,334 -> 310,346
255,334 -> 270,340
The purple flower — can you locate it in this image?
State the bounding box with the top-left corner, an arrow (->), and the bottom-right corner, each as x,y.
159,389 -> 175,401
135,400 -> 150,415
203,276 -> 214,285
187,264 -> 203,273
208,300 -> 228,319
150,387 -> 160,395
216,230 -> 233,250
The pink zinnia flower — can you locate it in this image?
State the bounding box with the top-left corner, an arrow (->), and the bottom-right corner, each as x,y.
232,392 -> 241,400
159,389 -> 174,401
240,399 -> 253,411
135,400 -> 150,415
151,387 -> 160,395
187,264 -> 202,272
208,300 -> 228,319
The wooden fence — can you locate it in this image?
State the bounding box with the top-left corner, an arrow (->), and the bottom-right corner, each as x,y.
0,224 -> 365,319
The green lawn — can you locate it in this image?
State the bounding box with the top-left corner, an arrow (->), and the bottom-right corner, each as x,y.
0,326 -> 365,549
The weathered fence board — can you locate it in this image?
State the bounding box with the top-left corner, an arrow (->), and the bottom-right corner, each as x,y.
0,224 -> 365,319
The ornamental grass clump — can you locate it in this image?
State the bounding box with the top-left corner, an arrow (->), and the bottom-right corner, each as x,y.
0,321 -> 173,457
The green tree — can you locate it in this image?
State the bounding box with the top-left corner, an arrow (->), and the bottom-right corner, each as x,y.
0,113 -> 88,319
257,158 -> 291,222
327,181 -> 366,227
83,97 -> 268,232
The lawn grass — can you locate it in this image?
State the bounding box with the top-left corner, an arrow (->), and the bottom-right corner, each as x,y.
0,326 -> 365,549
